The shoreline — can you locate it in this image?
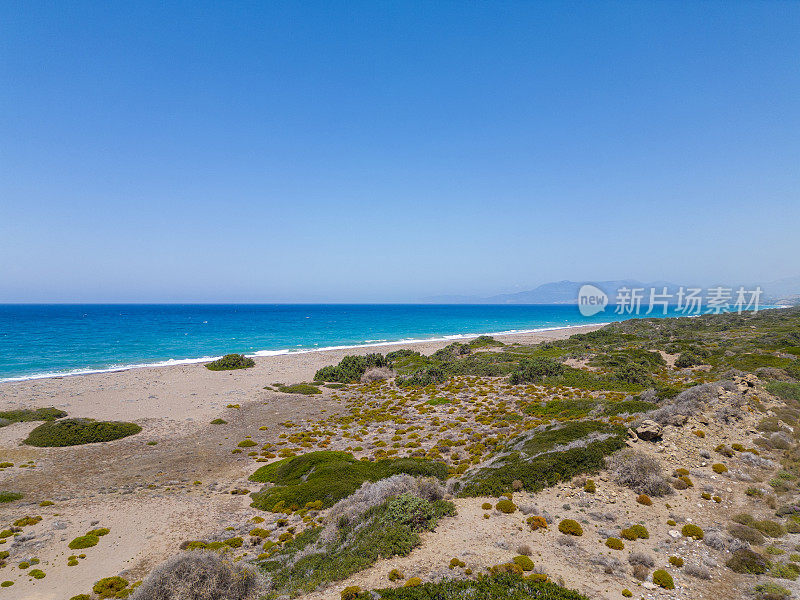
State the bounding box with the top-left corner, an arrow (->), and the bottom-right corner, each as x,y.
0,322 -> 606,384
0,323 -> 604,424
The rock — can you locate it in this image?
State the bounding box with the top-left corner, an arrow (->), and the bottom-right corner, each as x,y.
668,530 -> 680,538
636,420 -> 663,442
666,414 -> 688,427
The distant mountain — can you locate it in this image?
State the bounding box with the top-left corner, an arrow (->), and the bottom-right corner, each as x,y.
423,277 -> 800,305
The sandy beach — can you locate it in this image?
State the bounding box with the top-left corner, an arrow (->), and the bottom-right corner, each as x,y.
0,324 -> 603,600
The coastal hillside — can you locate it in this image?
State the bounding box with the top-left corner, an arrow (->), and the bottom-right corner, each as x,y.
0,309 -> 799,600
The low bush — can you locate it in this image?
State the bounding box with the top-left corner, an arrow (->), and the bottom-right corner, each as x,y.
558,519 -> 583,536
669,556 -> 684,567
753,582 -> 792,600
93,576 -> 129,598
726,549 -> 770,574
249,451 -> 447,511
608,450 -> 672,497
495,499 -> 516,514
0,492 -> 23,503
636,494 -> 652,506
341,586 -> 361,600
459,423 -> 626,497
621,525 -> 649,540
768,562 -> 800,580
526,516 -> 548,531
68,535 -> 99,550
605,537 -> 624,550
628,552 -> 654,567
509,358 -> 565,384
728,523 -> 766,545
24,418 -> 142,447
368,573 -> 590,600
314,354 -> 387,383
712,463 -> 728,474
131,551 -> 261,599
681,523 -> 704,540
205,354 -> 255,371
276,384 -> 321,395
652,569 -> 674,589
0,407 -> 66,425
512,555 -> 534,571
259,492 -> 454,597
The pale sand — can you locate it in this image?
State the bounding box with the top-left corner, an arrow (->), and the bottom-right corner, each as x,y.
0,324 -> 603,600
0,325 -> 603,424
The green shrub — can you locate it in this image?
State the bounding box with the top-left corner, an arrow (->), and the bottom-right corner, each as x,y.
459,422 -> 626,497
652,569 -> 674,589
768,562 -> 800,580
728,523 -> 766,545
681,523 -> 704,540
28,569 -> 45,579
397,366 -> 447,388
584,479 -> 596,493
0,492 -> 23,503
726,549 -> 770,574
675,352 -> 703,368
367,573 -> 589,599
314,354 -> 387,383
24,418 -> 141,447
68,534 -> 99,550
388,568 -> 404,581
0,407 -> 66,425
277,384 -> 322,395
620,524 -> 649,540
260,493 -> 454,597
512,555 -> 534,571
205,354 -> 255,371
614,363 -> 652,386
669,556 -> 684,567
636,494 -> 652,506
249,451 -> 446,511
210,418 -> 227,424
712,463 -> 728,474
404,577 -> 423,587
767,382 -> 800,402
558,519 -> 583,536
605,537 -> 624,550
509,358 -> 564,384
602,400 -> 658,416
341,586 -> 361,600
495,499 -> 516,514
753,582 -> 792,600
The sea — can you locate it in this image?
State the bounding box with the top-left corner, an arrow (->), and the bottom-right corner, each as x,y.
0,303 -> 765,382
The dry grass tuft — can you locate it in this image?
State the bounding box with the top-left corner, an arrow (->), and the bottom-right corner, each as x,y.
131,551 -> 262,600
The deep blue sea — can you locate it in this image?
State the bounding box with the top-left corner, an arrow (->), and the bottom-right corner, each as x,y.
0,304 -> 751,382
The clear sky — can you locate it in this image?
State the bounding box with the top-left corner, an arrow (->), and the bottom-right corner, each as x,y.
1,1 -> 798,302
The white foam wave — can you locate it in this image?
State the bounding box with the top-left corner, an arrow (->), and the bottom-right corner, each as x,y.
0,322 -> 604,384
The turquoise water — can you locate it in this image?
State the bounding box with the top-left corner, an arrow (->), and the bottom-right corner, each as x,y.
0,304 -> 751,381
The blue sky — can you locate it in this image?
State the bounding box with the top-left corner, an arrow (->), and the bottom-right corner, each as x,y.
1,1 -> 798,302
